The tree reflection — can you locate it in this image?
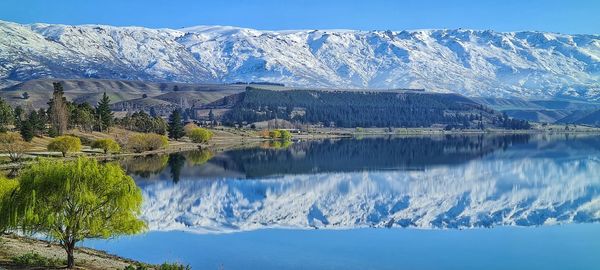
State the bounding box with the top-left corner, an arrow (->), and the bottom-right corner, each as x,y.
168,153 -> 186,183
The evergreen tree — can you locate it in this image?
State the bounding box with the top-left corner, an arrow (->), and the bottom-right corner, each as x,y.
71,103 -> 96,132
20,110 -> 46,141
167,109 -> 184,140
34,109 -> 48,136
149,107 -> 158,118
13,106 -> 23,130
96,92 -> 114,132
19,118 -> 34,142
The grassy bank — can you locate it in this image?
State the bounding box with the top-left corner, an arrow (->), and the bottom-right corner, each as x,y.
3,124 -> 600,170
0,234 -> 140,270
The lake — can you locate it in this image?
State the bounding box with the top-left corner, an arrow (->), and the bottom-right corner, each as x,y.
84,134 -> 600,269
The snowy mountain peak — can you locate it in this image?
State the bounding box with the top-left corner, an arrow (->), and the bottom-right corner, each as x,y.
1,20 -> 599,99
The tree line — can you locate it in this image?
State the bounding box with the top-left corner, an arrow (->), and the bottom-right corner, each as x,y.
0,82 -> 209,144
221,88 -> 531,129
6,82 -> 116,142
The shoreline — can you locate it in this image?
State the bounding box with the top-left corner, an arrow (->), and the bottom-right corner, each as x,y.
0,233 -> 143,270
2,127 -> 600,170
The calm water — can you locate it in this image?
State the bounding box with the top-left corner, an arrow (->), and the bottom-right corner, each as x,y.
84,134 -> 600,269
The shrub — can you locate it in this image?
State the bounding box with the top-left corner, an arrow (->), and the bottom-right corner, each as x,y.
47,135 -> 82,157
92,138 -> 121,154
124,264 -> 150,270
183,123 -> 199,135
268,130 -> 291,141
77,136 -> 94,146
187,128 -> 213,143
279,130 -> 292,141
158,262 -> 191,270
11,252 -> 65,267
258,129 -> 270,138
269,130 -> 281,139
127,133 -> 168,153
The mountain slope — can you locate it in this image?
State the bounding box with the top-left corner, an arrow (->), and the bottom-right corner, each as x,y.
1,20 -> 600,99
474,97 -> 600,123
0,78 -> 248,109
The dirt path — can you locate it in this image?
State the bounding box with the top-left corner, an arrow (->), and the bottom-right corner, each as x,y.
0,234 -> 139,270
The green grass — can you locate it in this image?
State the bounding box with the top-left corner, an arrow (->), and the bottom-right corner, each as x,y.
123,262 -> 192,270
11,251 -> 66,268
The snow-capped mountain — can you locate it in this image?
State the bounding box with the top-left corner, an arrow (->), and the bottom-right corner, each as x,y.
1,20 -> 600,99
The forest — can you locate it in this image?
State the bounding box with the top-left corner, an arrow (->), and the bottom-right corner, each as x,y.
221,88 -> 530,129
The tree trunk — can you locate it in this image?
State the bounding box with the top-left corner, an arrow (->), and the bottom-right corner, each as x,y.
65,241 -> 75,269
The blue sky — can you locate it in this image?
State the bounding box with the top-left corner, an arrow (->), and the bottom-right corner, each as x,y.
1,0 -> 598,34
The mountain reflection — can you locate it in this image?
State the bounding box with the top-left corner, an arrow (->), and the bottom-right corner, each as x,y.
125,134 -> 600,232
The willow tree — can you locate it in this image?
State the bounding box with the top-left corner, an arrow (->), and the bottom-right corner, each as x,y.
2,157 -> 146,269
47,135 -> 82,157
0,177 -> 18,233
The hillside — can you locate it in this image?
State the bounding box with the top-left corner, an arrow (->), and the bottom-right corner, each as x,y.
556,109 -> 600,126
475,97 -> 600,123
1,20 -> 600,100
0,79 -> 248,110
205,88 -> 529,129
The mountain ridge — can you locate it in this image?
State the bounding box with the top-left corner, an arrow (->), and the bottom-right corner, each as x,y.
1,20 -> 599,100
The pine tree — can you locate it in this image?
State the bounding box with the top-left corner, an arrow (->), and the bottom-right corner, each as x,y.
96,92 -> 114,132
13,106 -> 23,130
167,109 -> 184,140
20,112 -> 36,142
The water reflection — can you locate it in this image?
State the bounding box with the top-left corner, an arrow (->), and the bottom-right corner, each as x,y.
123,134 -> 532,180
122,134 -> 600,232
